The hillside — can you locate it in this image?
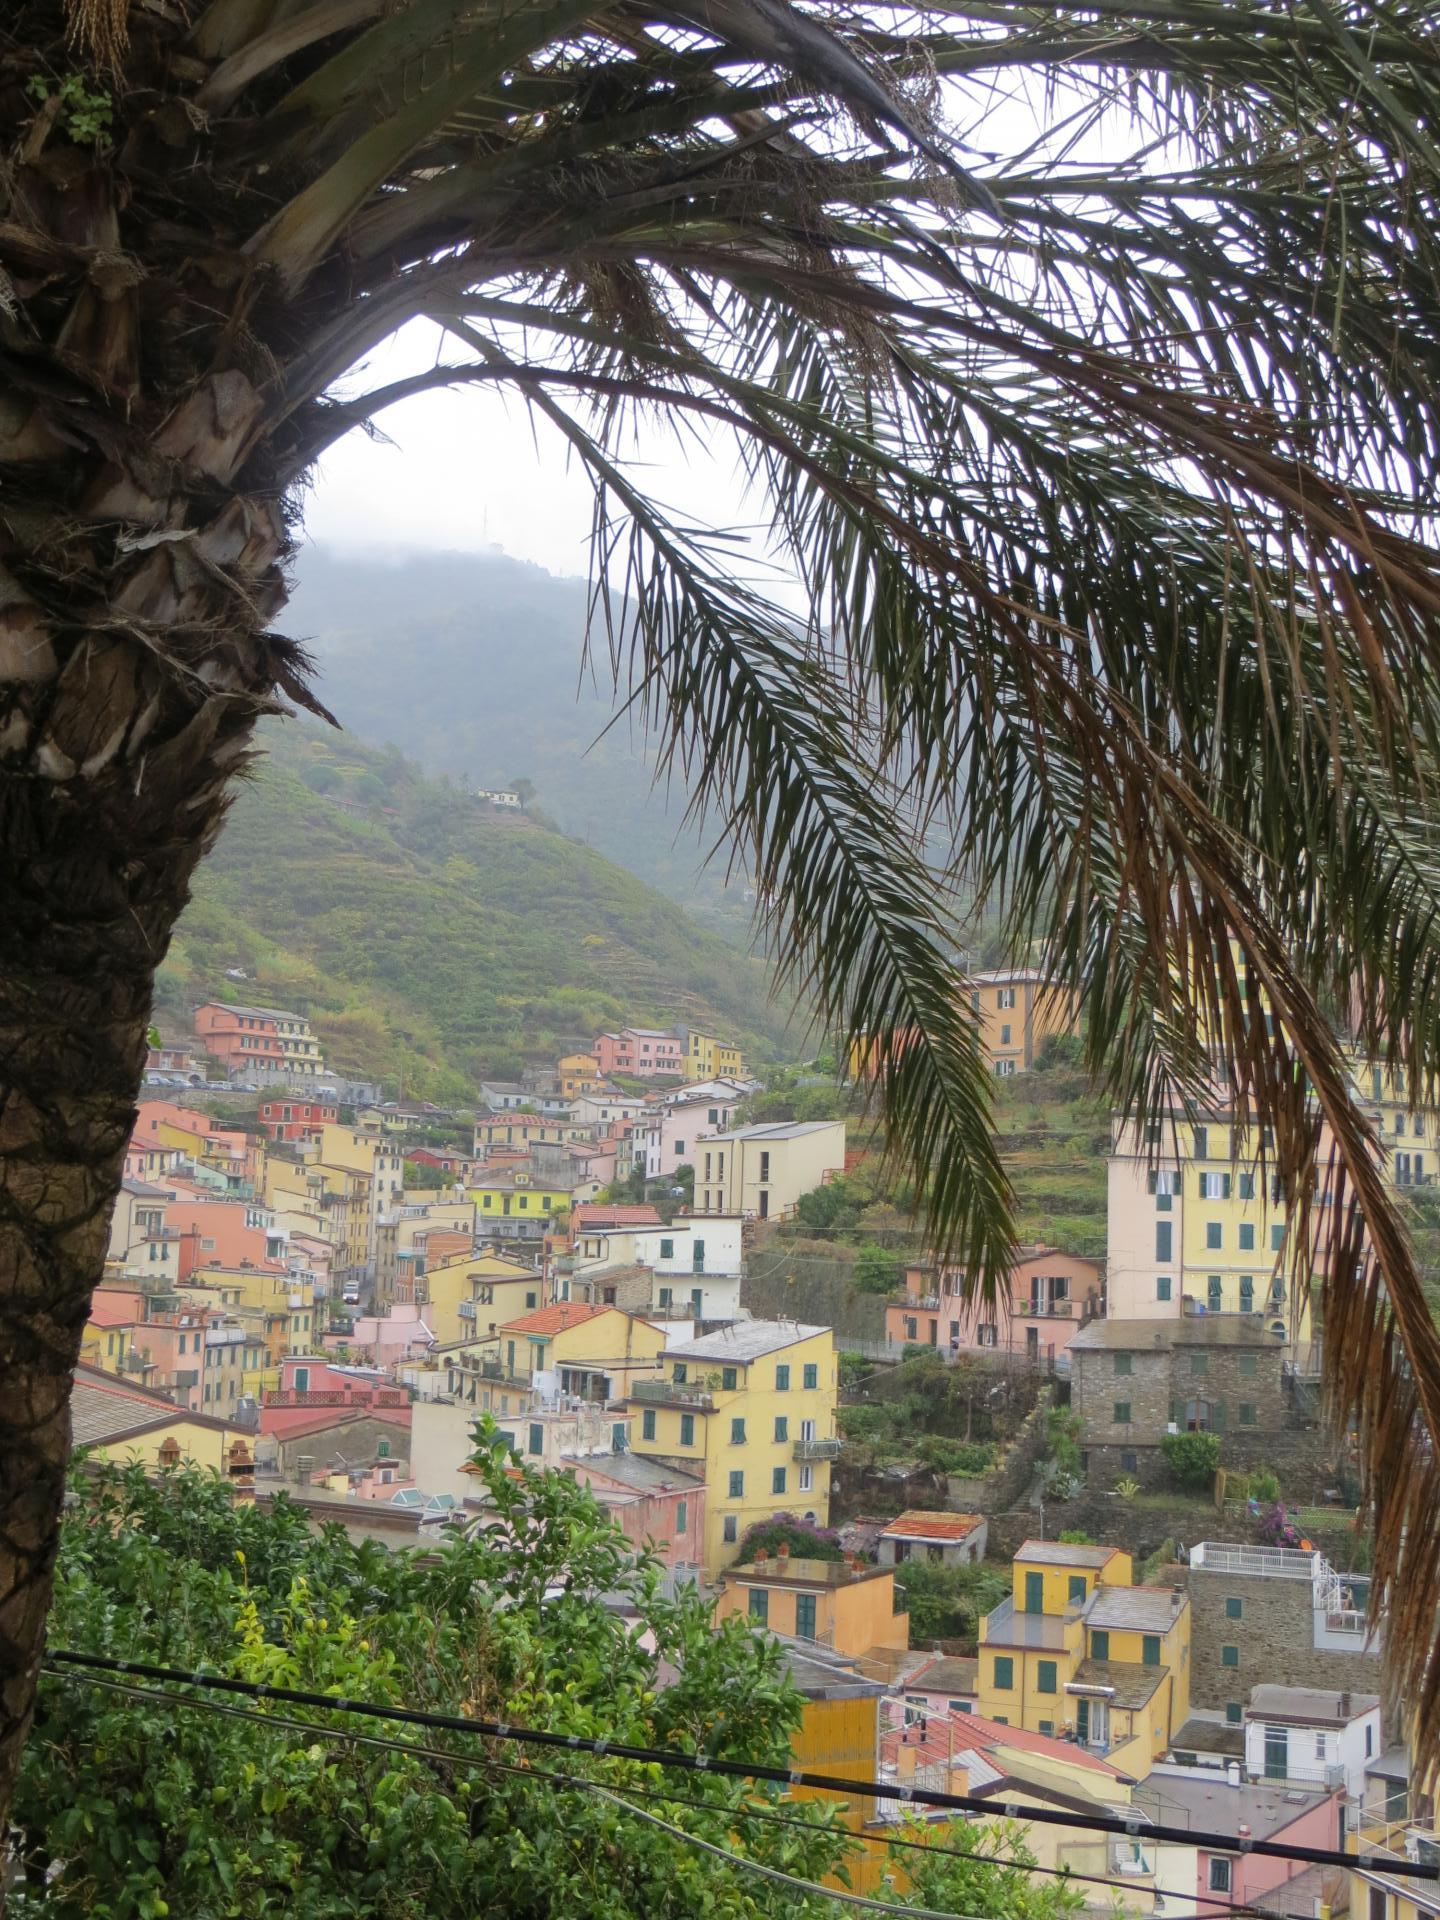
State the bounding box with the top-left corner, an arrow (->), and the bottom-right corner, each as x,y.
158,724 -> 797,1100
284,545 -> 751,927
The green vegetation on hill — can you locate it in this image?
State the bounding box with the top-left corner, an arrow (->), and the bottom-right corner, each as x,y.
159,723 -> 793,1100
287,547 -> 755,926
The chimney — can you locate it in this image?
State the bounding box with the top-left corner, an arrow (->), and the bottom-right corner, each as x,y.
1226,1762 -> 1242,1788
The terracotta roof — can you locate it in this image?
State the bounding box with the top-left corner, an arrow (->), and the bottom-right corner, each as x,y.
499,1302 -> 614,1337
879,1510 -> 985,1543
881,1709 -> 1126,1778
268,1405 -> 411,1443
571,1204 -> 664,1229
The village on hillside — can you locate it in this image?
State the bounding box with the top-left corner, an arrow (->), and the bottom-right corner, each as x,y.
76,961 -> 1430,1918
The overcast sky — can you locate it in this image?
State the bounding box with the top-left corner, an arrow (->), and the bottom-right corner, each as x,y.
302,320 -> 760,583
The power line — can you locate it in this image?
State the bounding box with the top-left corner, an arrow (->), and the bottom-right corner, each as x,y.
44,1668 -> 1251,1916
40,1670 -> 1268,1920
43,1650 -> 1436,1882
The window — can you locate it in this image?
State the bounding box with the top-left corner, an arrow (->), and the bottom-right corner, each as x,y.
525,1291 -> 537,1309
1239,1224 -> 1255,1251
1208,1275 -> 1223,1308
1193,1125 -> 1209,1160
673,1141 -> 685,1157
1157,1276 -> 1173,1302
1121,1450 -> 1138,1472
1225,1596 -> 1243,1620
660,1238 -> 674,1260
998,987 -> 1017,1009
1239,1275 -> 1254,1307
642,1410 -> 656,1442
1206,1222 -> 1223,1249
1238,1173 -> 1255,1200
1209,1859 -> 1232,1894
658,1288 -> 672,1309
774,1417 -> 789,1443
803,1364 -> 818,1390
1038,1720 -> 1055,1736
950,1700 -> 971,1714
1113,1401 -> 1132,1426
728,1470 -> 744,1498
294,1366 -> 310,1392
722,1367 -> 738,1391
749,1588 -> 769,1625
1222,1644 -> 1239,1669
1037,1660 -> 1057,1695
680,1414 -> 695,1447
731,1418 -> 747,1445
1237,1401 -> 1257,1426
723,1515 -> 738,1544
1000,1024 -> 1012,1046
759,1152 -> 771,1182
674,1364 -> 688,1384
1200,1172 -> 1231,1200
799,1464 -> 813,1492
1271,1223 -> 1285,1251
1090,1629 -> 1110,1660
992,1657 -> 1014,1690
1190,1351 -> 1209,1376
978,1323 -> 998,1346
772,1466 -> 787,1495
775,1363 -> 791,1391
1225,1701 -> 1243,1725
1156,1222 -> 1173,1262
905,1317 -> 918,1341
795,1593 -> 817,1640
1371,1890 -> 1388,1920
1068,1576 -> 1088,1605
1239,1351 -> 1258,1377
1315,1733 -> 1329,1761
1142,1634 -> 1161,1667
1114,1352 -> 1133,1377
676,1499 -> 687,1536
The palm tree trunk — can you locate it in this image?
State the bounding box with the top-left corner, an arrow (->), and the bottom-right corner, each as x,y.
0,754 -> 240,1829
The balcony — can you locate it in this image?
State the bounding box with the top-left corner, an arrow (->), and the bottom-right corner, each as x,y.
1015,1299 -> 1073,1319
631,1379 -> 715,1411
982,1595 -> 1082,1650
458,1299 -> 477,1320
793,1436 -> 843,1461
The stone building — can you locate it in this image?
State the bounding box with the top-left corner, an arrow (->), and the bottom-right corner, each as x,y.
1069,1315 -> 1289,1480
1185,1541 -> 1380,1726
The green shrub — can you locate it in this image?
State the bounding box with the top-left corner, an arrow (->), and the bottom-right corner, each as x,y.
1248,1468 -> 1280,1505
916,1436 -> 998,1477
1058,1528 -> 1094,1545
1161,1429 -> 1222,1490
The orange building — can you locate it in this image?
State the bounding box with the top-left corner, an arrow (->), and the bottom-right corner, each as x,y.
852,968 -> 1080,1084
714,1553 -> 910,1658
194,1001 -> 324,1081
159,1199 -> 286,1283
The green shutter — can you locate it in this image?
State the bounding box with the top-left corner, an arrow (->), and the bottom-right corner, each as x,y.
1037,1660 -> 1057,1694
993,1656 -> 1013,1690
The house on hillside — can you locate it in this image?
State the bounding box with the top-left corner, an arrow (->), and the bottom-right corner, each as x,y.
693,1120 -> 847,1220
876,1511 -> 988,1568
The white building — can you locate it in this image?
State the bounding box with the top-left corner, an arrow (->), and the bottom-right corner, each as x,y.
565,1216 -> 746,1321
1243,1685 -> 1381,1800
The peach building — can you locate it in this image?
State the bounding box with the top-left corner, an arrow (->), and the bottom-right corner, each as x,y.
885,1246 -> 1101,1365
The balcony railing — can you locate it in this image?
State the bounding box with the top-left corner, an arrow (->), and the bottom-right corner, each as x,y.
793,1436 -> 843,1461
983,1595 -> 1083,1650
631,1379 -> 715,1410
1015,1299 -> 1073,1319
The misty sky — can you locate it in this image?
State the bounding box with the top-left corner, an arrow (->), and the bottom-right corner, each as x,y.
303,320 -> 759,582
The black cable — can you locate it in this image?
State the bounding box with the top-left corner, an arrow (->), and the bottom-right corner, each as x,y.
40,1668 -> 1275,1920
43,1649 -> 1433,1881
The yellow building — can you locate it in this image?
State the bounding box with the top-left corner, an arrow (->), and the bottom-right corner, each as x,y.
1106,1108 -> 1313,1342
423,1249 -> 543,1344
629,1321 -> 839,1575
469,1170 -> 574,1229
976,1541 -> 1190,1778
679,1031 -> 747,1081
72,1363 -> 245,1473
188,1262 -> 315,1359
714,1555 -> 909,1657
1349,1056 -> 1440,1198
491,1302 -> 667,1401
1349,1726 -> 1437,1920
557,1053 -> 603,1097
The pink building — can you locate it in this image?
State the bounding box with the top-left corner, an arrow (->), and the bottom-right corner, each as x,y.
643,1092 -> 742,1180
565,1453 -> 706,1569
885,1246 -> 1102,1367
155,1197 -> 286,1283
593,1029 -> 686,1079
1136,1768 -> 1341,1911
330,1304 -> 437,1367
260,1358 -> 412,1440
